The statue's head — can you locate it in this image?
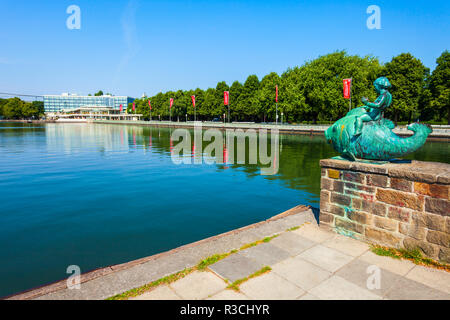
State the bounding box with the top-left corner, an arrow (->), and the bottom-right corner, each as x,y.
374,77 -> 391,93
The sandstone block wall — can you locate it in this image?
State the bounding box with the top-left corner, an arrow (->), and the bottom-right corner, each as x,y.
319,159 -> 450,263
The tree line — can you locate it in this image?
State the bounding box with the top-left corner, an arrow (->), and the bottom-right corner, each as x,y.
129,50 -> 449,124
0,98 -> 44,120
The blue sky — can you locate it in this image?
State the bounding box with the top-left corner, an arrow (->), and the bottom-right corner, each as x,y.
0,0 -> 449,98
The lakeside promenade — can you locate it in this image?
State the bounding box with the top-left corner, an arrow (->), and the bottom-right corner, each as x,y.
6,206 -> 450,300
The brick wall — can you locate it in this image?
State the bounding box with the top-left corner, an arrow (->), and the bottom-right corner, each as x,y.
319,159 -> 450,263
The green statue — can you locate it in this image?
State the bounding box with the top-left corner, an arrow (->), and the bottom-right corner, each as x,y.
354,77 -> 392,136
325,77 -> 432,162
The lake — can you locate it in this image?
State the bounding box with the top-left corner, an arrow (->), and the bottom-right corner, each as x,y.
0,122 -> 448,297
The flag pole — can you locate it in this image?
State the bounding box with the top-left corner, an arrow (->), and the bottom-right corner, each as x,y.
228,95 -> 230,124
349,78 -> 353,111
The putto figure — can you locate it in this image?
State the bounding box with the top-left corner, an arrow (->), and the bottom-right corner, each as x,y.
325,77 -> 432,162
355,77 -> 392,136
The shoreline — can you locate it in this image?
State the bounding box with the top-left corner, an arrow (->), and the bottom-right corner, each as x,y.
2,119 -> 449,141
92,119 -> 450,141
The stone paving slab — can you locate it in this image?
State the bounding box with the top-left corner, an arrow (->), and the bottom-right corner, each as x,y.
271,256 -> 331,291
270,232 -> 317,256
239,272 -> 305,300
209,253 -> 264,283
169,271 -> 226,300
335,259 -> 404,297
292,224 -> 335,243
322,234 -> 369,257
297,293 -> 321,300
384,275 -> 450,300
309,275 -> 382,300
405,265 -> 450,294
359,251 -> 416,276
238,243 -> 290,266
298,245 -> 354,273
207,290 -> 249,300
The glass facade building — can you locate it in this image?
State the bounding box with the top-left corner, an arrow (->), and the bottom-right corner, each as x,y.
44,94 -> 134,113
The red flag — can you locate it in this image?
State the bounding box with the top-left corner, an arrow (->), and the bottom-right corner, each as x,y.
275,85 -> 278,103
148,100 -> 152,110
120,104 -> 123,112
191,95 -> 196,108
224,91 -> 229,105
170,98 -> 174,109
343,79 -> 352,99
132,102 -> 136,111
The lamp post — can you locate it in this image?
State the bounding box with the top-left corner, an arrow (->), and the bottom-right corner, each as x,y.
186,113 -> 187,122
281,112 -> 284,125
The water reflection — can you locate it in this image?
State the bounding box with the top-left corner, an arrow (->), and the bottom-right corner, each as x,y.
41,123 -> 449,198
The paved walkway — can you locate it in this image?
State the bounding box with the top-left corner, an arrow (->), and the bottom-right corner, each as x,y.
132,224 -> 450,300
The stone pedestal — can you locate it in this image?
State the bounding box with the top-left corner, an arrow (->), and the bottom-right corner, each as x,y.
319,159 -> 450,263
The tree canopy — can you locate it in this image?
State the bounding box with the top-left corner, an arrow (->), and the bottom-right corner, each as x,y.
0,98 -> 44,119
133,50 -> 448,124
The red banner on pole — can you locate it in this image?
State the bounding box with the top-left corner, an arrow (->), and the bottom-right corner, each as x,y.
224,91 -> 229,105
191,95 -> 196,108
170,98 -> 174,109
132,102 -> 135,111
276,85 -> 278,102
148,100 -> 152,110
343,79 -> 352,99
120,104 -> 123,112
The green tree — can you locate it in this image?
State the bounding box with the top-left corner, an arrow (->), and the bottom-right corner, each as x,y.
229,81 -> 243,121
202,88 -> 217,120
384,53 -> 429,123
258,72 -> 280,122
0,98 -> 6,117
429,50 -> 450,124
281,51 -> 382,123
237,75 -> 260,121
94,90 -> 104,96
2,98 -> 23,119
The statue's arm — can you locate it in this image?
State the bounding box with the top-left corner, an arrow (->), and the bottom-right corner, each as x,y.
362,95 -> 386,109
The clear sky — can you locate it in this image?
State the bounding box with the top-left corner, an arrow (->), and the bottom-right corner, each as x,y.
0,0 -> 449,98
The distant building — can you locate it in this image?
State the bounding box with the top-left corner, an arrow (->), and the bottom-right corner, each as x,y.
46,106 -> 142,122
43,93 -> 134,113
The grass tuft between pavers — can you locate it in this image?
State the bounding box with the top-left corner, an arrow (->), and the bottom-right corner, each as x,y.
227,266 -> 272,292
239,234 -> 279,250
370,244 -> 450,272
197,252 -> 234,270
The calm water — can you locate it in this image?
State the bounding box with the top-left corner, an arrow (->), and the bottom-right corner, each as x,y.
0,122 -> 448,297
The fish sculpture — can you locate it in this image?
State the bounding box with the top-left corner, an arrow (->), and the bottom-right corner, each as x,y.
325,77 -> 432,161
